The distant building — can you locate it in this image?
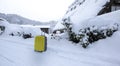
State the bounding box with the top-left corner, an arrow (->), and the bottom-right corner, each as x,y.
21,25 -> 51,34
98,0 -> 120,15
112,0 -> 120,11
35,25 -> 51,34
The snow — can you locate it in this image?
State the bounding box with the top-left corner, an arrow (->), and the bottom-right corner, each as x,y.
69,9 -> 120,33
80,10 -> 120,29
0,1 -> 120,66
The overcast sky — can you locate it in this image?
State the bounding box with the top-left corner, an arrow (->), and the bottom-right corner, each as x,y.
0,0 -> 74,22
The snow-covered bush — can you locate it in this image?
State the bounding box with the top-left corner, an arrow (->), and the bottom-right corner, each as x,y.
62,21 -> 73,40
0,26 -> 5,35
8,27 -> 40,39
69,32 -> 80,43
22,33 -> 32,39
51,31 -> 69,40
9,32 -> 22,36
9,31 -> 33,39
0,18 -> 10,35
69,23 -> 119,48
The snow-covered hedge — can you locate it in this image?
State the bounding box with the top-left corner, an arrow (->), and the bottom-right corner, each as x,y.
9,31 -> 33,39
69,23 -> 119,48
8,25 -> 42,39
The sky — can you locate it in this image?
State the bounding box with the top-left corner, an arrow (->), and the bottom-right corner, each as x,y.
0,0 -> 74,22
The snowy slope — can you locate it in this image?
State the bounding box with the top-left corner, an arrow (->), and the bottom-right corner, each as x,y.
63,0 -> 110,33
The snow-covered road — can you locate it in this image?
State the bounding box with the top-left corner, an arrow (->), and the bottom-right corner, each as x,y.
0,32 -> 120,66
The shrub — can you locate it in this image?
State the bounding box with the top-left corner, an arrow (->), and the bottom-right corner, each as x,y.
63,17 -> 119,48
9,32 -> 22,36
69,23 -> 119,48
22,33 -> 32,39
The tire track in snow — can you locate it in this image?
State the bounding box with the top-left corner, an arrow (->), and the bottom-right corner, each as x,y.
0,54 -> 15,63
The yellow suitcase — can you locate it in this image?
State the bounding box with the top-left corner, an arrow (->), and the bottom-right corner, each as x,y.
34,36 -> 47,52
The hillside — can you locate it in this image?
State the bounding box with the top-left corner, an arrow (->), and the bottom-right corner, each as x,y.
0,13 -> 56,25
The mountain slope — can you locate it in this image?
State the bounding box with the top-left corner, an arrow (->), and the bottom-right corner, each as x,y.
0,13 -> 52,25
